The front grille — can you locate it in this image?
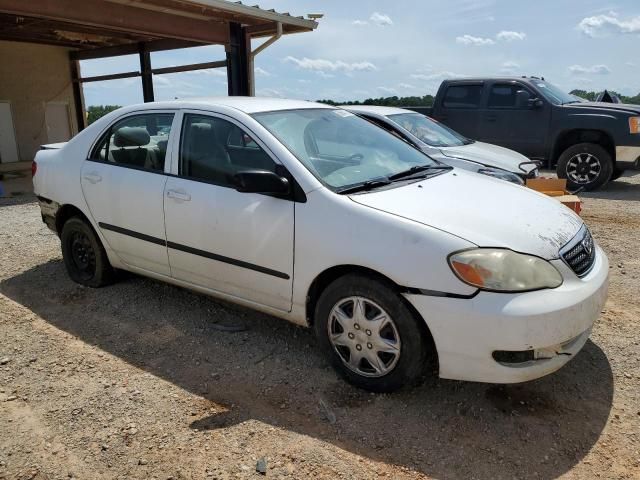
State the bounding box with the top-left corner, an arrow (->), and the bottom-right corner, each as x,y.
560,227 -> 596,277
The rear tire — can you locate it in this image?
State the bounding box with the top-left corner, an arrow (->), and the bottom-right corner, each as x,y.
557,143 -> 612,191
314,274 -> 433,392
61,217 -> 115,287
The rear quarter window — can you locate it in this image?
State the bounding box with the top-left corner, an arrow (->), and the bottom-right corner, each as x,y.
443,85 -> 483,109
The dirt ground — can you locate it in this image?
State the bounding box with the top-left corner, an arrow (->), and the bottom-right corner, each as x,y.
0,170 -> 639,480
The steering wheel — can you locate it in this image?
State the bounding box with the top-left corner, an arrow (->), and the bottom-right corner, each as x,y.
349,153 -> 364,164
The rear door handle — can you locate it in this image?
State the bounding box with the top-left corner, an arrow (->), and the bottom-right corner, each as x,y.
485,115 -> 497,122
166,189 -> 191,202
83,173 -> 102,184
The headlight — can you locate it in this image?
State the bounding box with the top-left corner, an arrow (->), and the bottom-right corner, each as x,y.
477,168 -> 524,185
630,116 -> 640,134
449,249 -> 563,292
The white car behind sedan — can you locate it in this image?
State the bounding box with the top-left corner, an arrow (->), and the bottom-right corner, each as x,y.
33,97 -> 608,392
346,105 -> 539,184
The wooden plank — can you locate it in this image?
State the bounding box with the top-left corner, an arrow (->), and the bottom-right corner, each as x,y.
77,71 -> 141,83
0,0 -> 229,44
139,44 -> 154,103
70,39 -> 205,60
151,60 -> 227,75
69,60 -> 87,131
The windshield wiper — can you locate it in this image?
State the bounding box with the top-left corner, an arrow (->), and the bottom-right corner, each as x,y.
337,178 -> 391,194
388,164 -> 452,181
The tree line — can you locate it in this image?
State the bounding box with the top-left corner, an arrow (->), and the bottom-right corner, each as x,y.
569,90 -> 640,104
319,90 -> 640,107
86,89 -> 640,124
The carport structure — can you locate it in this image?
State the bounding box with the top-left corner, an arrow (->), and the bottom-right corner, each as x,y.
0,1 -> 317,165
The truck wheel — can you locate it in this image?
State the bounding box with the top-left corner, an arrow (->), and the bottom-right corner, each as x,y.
314,274 -> 433,392
557,143 -> 612,191
61,217 -> 115,288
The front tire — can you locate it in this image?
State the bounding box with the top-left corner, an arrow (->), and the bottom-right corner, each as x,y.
557,143 -> 612,191
61,217 -> 115,287
314,274 -> 433,392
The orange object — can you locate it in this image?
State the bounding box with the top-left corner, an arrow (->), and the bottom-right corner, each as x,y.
526,178 -> 582,215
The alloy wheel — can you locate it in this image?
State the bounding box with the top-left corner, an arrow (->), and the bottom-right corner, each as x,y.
566,153 -> 601,185
327,296 -> 401,378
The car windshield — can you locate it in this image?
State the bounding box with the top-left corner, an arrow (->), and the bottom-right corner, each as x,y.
530,79 -> 577,105
253,108 -> 440,191
387,112 -> 470,147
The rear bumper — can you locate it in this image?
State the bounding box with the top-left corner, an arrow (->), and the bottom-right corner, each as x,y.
37,196 -> 59,233
615,146 -> 640,169
404,245 -> 609,383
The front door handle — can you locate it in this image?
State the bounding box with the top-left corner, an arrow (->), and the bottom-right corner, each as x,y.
166,189 -> 191,202
83,172 -> 102,184
485,115 -> 497,122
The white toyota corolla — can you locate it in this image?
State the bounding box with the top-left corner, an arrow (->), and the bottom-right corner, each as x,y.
33,98 -> 609,392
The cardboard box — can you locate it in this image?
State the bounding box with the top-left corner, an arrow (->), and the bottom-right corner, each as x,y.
526,178 -> 582,215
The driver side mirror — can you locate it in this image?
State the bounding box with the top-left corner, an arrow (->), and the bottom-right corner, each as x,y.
527,98 -> 544,109
233,170 -> 290,195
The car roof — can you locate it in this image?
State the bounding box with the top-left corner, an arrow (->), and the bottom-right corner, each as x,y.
343,105 -> 413,116
442,77 -> 540,83
116,97 -> 335,115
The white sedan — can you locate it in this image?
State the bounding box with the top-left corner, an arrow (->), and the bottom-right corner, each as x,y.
346,105 -> 539,184
33,97 -> 608,392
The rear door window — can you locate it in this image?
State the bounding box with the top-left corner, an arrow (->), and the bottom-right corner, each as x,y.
90,113 -> 174,172
442,85 -> 483,109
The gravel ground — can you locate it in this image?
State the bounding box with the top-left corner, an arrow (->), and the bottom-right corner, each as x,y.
0,171 -> 639,480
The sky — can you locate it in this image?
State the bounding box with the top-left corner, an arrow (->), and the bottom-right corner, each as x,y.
81,0 -> 640,106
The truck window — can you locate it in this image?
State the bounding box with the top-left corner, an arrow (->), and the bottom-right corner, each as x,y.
442,85 -> 483,109
488,84 -> 532,109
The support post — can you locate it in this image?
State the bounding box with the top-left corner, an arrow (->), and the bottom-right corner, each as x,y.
69,58 -> 87,132
139,43 -> 154,102
226,22 -> 250,96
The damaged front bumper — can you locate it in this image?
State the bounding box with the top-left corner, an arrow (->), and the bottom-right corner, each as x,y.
403,245 -> 609,384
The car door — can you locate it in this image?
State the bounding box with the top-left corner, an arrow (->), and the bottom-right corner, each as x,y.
163,111 -> 294,311
433,82 -> 484,139
80,112 -> 176,276
478,82 -> 551,158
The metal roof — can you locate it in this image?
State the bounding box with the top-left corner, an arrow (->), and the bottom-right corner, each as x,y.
0,0 -> 318,50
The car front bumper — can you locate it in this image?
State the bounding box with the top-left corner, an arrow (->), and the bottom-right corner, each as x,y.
403,245 -> 609,383
616,146 -> 640,169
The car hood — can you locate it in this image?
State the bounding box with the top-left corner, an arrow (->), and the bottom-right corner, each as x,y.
438,142 -> 535,174
567,101 -> 640,115
350,169 -> 583,260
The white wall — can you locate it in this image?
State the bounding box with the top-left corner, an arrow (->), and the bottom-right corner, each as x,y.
0,41 -> 81,162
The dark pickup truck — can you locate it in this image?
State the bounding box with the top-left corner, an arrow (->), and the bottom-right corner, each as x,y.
411,77 -> 640,190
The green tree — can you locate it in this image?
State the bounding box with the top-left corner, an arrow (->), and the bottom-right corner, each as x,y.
318,94 -> 434,108
570,89 -> 640,104
87,105 -> 122,125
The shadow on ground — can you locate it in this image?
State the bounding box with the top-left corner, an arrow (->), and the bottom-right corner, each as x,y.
581,171 -> 640,202
1,260 -> 613,480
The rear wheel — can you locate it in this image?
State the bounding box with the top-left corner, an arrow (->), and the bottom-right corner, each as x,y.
61,217 -> 115,287
314,274 -> 433,392
557,143 -> 612,191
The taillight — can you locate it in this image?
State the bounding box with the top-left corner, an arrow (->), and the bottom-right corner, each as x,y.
31,161 -> 37,177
